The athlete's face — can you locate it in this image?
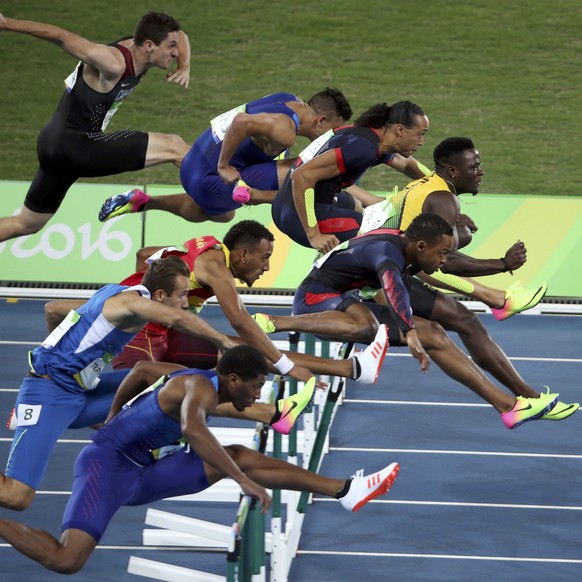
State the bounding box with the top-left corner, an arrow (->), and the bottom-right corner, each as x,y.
450,149 -> 484,195
232,239 -> 274,287
395,114 -> 430,157
150,31 -> 180,69
229,373 -> 267,411
159,274 -> 190,310
416,234 -> 455,274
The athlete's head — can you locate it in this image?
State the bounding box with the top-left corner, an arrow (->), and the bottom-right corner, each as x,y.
134,12 -> 181,68
216,345 -> 269,411
433,137 -> 484,196
302,88 -> 352,140
308,88 -> 353,123
355,101 -> 429,157
224,220 -> 275,288
142,255 -> 190,310
404,213 -> 455,274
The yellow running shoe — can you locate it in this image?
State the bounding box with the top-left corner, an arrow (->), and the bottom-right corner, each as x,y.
270,377 -> 316,435
500,391 -> 559,429
541,400 -> 579,421
491,281 -> 548,321
252,313 -> 276,334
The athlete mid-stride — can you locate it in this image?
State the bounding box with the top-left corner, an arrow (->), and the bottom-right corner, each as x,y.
0,11 -> 191,243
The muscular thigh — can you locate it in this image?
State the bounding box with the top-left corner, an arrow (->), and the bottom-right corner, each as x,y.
180,142 -> 239,216
24,167 -> 77,214
408,276 -> 438,319
112,325 -> 170,370
239,161 -> 280,190
128,447 -> 210,505
61,444 -> 140,543
5,377 -> 86,489
316,192 -> 362,243
69,370 -> 131,428
429,290 -> 480,333
292,280 -> 357,315
40,127 -> 148,178
270,181 -> 306,242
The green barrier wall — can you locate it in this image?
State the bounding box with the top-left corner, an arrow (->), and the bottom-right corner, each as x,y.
1,181 -> 581,297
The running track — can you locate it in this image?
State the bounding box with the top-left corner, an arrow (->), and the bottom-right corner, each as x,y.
1,298 -> 581,581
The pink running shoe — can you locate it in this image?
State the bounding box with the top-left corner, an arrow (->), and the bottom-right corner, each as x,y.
232,181 -> 251,204
271,377 -> 316,435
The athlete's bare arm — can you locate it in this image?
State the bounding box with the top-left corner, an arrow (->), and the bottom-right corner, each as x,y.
388,154 -> 428,180
218,112 -> 297,184
290,149 -> 342,254
196,250 -> 315,384
0,14 -> 126,85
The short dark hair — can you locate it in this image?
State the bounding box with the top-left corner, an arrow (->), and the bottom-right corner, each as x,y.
308,88 -> 353,121
134,12 -> 181,46
223,220 -> 274,250
355,101 -> 425,129
405,213 -> 454,245
141,255 -> 189,295
216,345 -> 269,379
433,137 -> 475,167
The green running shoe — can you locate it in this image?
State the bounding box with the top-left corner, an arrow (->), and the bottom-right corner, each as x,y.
252,313 -> 276,334
271,377 -> 316,435
500,391 -> 559,429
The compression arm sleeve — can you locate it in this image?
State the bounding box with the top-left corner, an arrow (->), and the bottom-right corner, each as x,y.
430,270 -> 475,294
378,262 -> 414,335
305,188 -> 317,227
416,161 -> 432,176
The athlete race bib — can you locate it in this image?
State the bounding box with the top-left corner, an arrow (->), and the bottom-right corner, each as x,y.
42,309 -> 80,349
295,129 -> 334,166
16,404 -> 42,427
359,186 -> 399,234
74,352 -> 114,391
64,62 -> 81,93
210,103 -> 246,142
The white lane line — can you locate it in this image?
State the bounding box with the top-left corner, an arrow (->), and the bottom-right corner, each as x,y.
383,352 -> 582,363
331,447 -> 582,459
296,549 -> 582,564
314,498 -> 582,511
344,399 -> 490,407
0,438 -> 92,444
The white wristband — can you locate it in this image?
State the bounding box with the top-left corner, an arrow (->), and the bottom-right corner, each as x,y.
274,354 -> 294,375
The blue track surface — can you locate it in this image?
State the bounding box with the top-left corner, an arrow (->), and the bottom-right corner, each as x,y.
1,298 -> 581,581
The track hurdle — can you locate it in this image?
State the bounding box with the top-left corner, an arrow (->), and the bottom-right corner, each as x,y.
269,341 -> 352,581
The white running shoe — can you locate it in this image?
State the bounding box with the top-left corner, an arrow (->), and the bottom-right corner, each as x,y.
353,324 -> 389,384
340,462 -> 400,512
6,407 -> 17,431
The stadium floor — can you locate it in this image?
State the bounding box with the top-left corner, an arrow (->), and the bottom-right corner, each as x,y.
1,298 -> 581,581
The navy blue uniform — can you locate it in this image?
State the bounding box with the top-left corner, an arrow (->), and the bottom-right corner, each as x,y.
272,126 -> 396,247
63,369 -> 217,542
293,229 -> 437,345
180,92 -> 301,216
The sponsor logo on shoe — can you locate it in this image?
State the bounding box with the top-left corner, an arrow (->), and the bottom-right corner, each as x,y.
513,403 -> 533,414
278,400 -> 298,423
